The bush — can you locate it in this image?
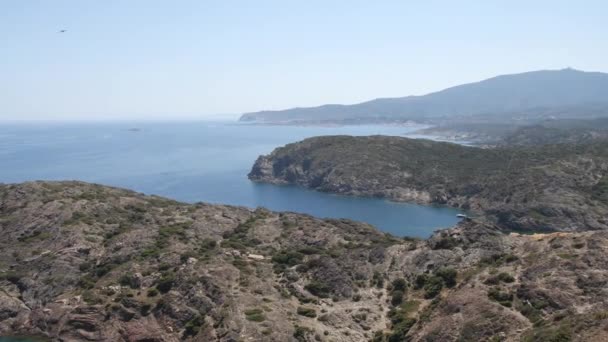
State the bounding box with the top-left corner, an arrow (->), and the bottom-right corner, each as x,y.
432,236 -> 458,250
244,308 -> 266,322
372,271 -> 385,288
298,246 -> 323,255
488,288 -> 513,307
305,281 -> 330,298
78,275 -> 96,289
82,290 -> 102,304
146,288 -> 159,297
414,274 -> 428,289
271,250 -> 304,267
435,267 -> 457,287
389,317 -> 417,342
140,303 -> 152,316
391,290 -> 404,306
423,276 -> 443,299
119,274 -> 139,289
293,325 -> 313,342
297,306 -> 317,318
391,278 -> 407,292
200,238 -> 217,251
0,271 -> 23,284
184,314 -> 205,337
497,272 -> 515,283
156,273 -> 175,293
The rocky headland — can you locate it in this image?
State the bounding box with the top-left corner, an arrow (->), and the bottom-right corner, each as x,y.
249,135 -> 608,232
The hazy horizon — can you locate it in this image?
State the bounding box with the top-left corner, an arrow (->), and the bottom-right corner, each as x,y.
2,0 -> 607,121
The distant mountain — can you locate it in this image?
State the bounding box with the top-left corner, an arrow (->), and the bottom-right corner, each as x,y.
239,68 -> 608,123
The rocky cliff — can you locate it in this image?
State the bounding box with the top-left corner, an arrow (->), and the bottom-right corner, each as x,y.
2,181 -> 608,341
249,136 -> 608,232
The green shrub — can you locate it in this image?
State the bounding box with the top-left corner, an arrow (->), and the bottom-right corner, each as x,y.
372,271 -> 385,288
78,275 -> 96,289
17,231 -> 52,243
304,281 -> 330,298
146,288 -> 159,297
423,276 -> 443,299
94,264 -> 113,277
0,271 -> 23,284
497,272 -> 515,283
298,246 -> 323,255
82,290 -> 102,304
156,273 -> 175,293
119,274 -> 139,289
391,290 -> 404,306
244,308 -> 266,322
271,250 -> 304,266
297,306 -> 317,318
79,261 -> 94,272
391,278 -> 407,291
432,236 -> 458,250
140,303 -> 152,316
389,317 -> 416,342
522,323 -> 572,342
293,325 -> 313,342
435,267 -> 457,287
414,274 -> 428,289
180,251 -> 197,263
488,288 -> 513,307
184,314 -> 205,337
200,238 -> 217,251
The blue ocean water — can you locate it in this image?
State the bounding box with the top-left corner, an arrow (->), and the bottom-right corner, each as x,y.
0,121 -> 461,237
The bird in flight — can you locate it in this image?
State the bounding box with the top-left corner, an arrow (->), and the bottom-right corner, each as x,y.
58,29 -> 67,33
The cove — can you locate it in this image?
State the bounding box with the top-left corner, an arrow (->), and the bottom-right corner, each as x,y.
0,121 -> 461,238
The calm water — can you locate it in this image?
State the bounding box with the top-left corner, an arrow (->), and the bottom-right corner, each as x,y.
0,121 -> 461,237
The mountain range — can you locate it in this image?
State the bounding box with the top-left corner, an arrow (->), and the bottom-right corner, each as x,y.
239,68 -> 608,123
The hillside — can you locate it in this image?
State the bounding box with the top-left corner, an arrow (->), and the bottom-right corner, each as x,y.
239,69 -> 608,123
413,118 -> 608,146
249,136 -> 608,232
2,181 -> 608,341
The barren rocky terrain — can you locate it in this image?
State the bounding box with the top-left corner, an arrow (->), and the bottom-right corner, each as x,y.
2,181 -> 608,341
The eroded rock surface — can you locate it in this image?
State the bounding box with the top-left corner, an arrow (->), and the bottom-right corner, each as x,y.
1,181 -> 608,341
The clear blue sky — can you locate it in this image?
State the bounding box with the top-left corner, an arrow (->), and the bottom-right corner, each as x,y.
1,0 -> 607,120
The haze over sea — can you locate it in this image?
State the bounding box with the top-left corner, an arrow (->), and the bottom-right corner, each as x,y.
0,121 -> 460,237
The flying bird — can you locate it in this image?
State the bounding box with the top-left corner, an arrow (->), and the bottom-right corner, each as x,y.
58,29 -> 67,33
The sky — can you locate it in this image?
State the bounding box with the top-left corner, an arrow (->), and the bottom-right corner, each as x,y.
1,0 -> 607,121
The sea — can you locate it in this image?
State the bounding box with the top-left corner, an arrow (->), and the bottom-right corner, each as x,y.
0,121 -> 462,238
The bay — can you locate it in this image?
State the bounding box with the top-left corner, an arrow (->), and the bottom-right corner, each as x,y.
0,121 -> 461,237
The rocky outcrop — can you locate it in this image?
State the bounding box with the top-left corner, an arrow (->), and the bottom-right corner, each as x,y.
2,181 -> 608,341
249,135 -> 608,232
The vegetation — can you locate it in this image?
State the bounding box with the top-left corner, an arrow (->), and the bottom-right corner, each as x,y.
413,268 -> 456,299
387,308 -> 417,342
434,267 -> 457,287
293,325 -> 314,342
487,288 -> 513,307
184,314 -> 205,337
296,306 -> 317,318
156,272 -> 175,293
17,231 -> 52,243
3,180 -> 608,341
391,290 -> 405,306
423,276 -> 444,299
304,281 -> 331,298
244,308 -> 266,322
250,134 -> 608,232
